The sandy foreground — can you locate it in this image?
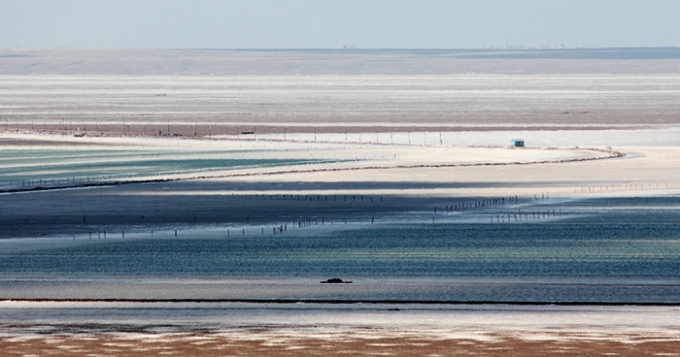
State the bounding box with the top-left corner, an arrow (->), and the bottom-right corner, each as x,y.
1,331 -> 679,357
1,302 -> 680,357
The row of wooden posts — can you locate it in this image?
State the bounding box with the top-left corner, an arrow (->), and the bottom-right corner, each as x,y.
577,182 -> 679,193
70,191 -> 562,240
6,176 -> 114,187
251,193 -> 383,203
430,193 -> 556,224
76,218 -> 344,240
490,210 -> 560,224
3,122 -> 444,146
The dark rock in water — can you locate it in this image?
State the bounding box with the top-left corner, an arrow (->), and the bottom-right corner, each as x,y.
321,278 -> 352,284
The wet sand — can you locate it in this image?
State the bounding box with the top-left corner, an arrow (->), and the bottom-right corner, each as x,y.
2,332 -> 679,357
2,302 -> 680,357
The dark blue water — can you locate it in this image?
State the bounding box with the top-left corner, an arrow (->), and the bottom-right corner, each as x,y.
1,196 -> 679,303
2,222 -> 679,279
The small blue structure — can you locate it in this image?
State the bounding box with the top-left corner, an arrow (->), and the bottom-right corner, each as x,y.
511,139 -> 525,147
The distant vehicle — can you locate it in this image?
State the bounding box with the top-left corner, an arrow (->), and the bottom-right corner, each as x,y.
511,139 -> 525,147
321,278 -> 352,284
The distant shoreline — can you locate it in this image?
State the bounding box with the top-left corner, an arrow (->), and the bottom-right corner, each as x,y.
2,47 -> 680,75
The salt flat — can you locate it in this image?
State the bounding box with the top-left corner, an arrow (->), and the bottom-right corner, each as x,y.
2,74 -> 680,130
2,49 -> 680,356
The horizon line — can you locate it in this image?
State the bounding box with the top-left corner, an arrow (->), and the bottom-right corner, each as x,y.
3,46 -> 680,51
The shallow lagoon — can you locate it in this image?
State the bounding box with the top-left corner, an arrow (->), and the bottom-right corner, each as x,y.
0,148 -> 336,188
1,196 -> 679,303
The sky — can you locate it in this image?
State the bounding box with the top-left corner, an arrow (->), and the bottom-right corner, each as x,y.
1,0 -> 679,49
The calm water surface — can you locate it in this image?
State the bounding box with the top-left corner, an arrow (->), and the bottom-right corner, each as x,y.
1,196 -> 679,303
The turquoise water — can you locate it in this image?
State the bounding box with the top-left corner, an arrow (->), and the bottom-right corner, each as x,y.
0,149 -> 334,186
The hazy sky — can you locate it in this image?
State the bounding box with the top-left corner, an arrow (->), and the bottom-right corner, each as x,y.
1,0 -> 679,49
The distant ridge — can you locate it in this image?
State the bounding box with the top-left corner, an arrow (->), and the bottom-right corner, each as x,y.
1,48 -> 679,75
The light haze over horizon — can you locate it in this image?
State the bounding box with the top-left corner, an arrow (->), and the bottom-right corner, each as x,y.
1,0 -> 679,50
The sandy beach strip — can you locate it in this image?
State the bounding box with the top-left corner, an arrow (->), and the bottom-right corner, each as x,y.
1,330 -> 679,356
1,301 -> 679,356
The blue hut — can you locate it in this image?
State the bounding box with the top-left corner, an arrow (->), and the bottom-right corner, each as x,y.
511,139 -> 524,147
